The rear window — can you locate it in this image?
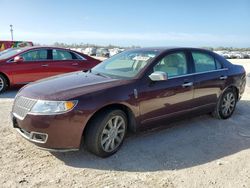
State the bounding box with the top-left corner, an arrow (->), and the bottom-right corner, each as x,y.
192,52 -> 222,73
53,49 -> 73,60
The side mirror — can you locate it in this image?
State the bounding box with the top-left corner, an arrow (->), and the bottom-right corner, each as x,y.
149,71 -> 168,81
14,56 -> 24,63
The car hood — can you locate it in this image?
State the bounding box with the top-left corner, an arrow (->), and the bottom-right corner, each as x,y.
17,71 -> 128,100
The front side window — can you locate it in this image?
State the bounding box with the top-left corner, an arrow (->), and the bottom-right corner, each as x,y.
53,49 -> 73,60
92,50 -> 160,79
21,49 -> 48,61
192,52 -> 221,73
153,52 -> 188,78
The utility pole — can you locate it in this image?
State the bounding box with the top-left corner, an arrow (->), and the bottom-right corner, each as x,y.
10,24 -> 13,41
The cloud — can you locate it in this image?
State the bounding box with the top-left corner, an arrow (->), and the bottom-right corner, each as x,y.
0,30 -> 249,47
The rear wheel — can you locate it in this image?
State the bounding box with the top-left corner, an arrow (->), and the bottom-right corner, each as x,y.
0,74 -> 8,93
85,109 -> 127,157
212,88 -> 237,119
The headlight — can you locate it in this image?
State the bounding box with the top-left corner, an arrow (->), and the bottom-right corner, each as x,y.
29,100 -> 77,115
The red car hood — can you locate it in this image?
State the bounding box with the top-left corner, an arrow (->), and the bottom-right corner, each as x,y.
17,71 -> 127,100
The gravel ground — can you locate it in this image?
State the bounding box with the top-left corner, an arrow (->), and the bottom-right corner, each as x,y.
0,59 -> 250,188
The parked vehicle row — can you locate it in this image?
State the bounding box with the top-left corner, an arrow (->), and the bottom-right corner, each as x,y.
0,46 -> 100,92
214,50 -> 250,59
71,47 -> 125,58
11,47 -> 246,157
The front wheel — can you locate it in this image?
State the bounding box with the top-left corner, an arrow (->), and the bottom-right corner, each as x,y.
85,109 -> 127,157
212,88 -> 237,119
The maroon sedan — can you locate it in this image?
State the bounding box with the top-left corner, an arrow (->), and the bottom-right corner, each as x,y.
11,47 -> 246,157
0,46 -> 100,92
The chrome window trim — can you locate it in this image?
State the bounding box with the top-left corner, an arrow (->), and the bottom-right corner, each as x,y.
167,68 -> 228,80
7,58 -> 53,63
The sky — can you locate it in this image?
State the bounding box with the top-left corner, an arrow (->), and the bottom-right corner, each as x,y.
0,0 -> 249,47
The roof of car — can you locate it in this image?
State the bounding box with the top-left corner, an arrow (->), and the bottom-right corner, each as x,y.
129,47 -> 212,53
21,46 -> 72,51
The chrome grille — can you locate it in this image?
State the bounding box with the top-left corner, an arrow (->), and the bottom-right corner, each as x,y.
12,96 -> 37,120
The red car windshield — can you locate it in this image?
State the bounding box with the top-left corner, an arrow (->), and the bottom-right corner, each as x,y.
0,48 -> 26,60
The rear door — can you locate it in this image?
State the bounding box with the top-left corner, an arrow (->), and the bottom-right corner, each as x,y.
47,49 -> 89,77
190,50 -> 228,108
12,49 -> 50,83
138,50 -> 195,124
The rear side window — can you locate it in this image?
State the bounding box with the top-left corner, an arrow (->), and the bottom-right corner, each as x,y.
70,52 -> 86,60
154,52 -> 188,78
21,49 -> 48,61
53,49 -> 73,60
192,52 -> 222,72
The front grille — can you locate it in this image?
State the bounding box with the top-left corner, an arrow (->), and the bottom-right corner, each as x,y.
12,96 -> 37,120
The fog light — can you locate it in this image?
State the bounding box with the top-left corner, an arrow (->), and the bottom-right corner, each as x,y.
30,132 -> 48,143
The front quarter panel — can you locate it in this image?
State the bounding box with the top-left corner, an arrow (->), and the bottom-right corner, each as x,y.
75,79 -> 140,138
0,61 -> 14,85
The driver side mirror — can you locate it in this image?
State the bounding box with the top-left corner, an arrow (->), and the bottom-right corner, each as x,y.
13,56 -> 24,63
149,71 -> 168,81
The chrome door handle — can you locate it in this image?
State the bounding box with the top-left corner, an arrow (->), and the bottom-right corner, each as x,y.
182,82 -> 193,87
72,63 -> 79,66
41,64 -> 48,67
220,76 -> 228,80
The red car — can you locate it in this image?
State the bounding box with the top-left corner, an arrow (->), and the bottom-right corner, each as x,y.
0,46 -> 100,92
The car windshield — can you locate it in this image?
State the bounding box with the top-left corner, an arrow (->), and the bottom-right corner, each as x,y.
92,49 -> 160,79
0,48 -> 14,56
0,48 -> 26,60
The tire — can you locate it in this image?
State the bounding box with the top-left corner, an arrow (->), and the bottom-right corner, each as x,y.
0,74 -> 8,93
212,88 -> 237,119
84,109 -> 127,157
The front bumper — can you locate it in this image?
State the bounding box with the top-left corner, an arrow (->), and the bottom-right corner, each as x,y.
11,110 -> 87,151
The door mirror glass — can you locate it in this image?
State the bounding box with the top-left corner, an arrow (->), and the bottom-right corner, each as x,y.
149,71 -> 168,81
13,56 -> 24,63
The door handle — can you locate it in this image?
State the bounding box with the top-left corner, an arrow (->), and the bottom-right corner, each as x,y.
220,76 -> 228,80
72,63 -> 79,66
41,64 -> 49,67
182,82 -> 193,88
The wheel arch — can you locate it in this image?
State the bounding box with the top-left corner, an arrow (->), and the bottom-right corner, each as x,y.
0,72 -> 10,88
82,103 -> 137,143
222,85 -> 239,101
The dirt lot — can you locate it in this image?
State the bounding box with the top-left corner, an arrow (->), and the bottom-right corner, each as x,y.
0,59 -> 250,188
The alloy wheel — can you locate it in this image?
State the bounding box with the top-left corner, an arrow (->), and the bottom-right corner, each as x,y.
221,92 -> 236,117
101,115 -> 126,152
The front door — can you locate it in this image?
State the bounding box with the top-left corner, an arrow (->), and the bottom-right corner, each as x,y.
12,49 -> 50,84
138,51 -> 195,125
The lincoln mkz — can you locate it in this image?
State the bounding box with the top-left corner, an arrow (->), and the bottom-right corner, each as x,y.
11,47 -> 246,157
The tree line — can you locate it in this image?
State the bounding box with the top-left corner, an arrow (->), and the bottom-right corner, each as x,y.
34,42 -> 250,51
